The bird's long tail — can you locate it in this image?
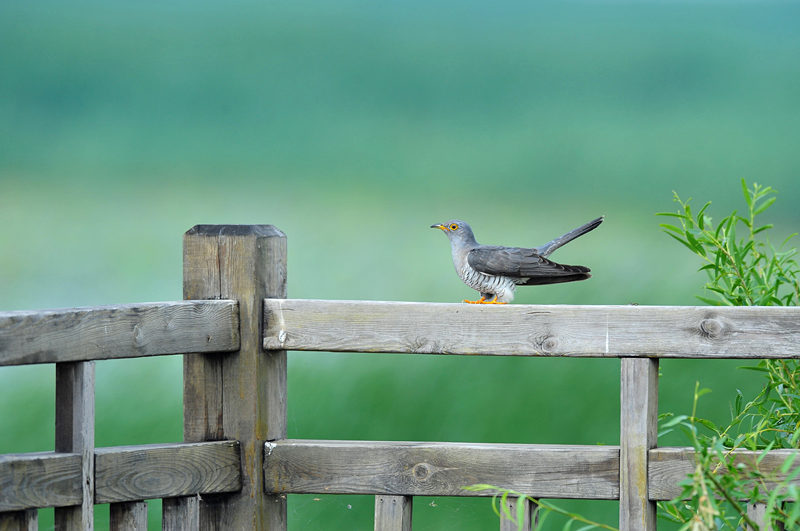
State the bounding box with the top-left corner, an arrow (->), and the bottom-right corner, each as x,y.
535,216 -> 604,257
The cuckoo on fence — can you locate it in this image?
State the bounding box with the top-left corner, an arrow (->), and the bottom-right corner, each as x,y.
431,216 -> 603,304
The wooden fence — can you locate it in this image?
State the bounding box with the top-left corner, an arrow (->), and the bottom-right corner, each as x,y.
1,224 -> 799,530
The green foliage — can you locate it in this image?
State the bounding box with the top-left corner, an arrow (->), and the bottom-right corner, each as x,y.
462,485 -> 618,531
657,383 -> 800,530
657,180 -> 800,307
657,180 -> 800,530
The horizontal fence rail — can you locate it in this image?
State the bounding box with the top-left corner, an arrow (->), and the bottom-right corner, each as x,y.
0,300 -> 239,366
3,221 -> 800,531
264,440 -> 620,499
648,447 -> 800,501
263,441 -> 800,503
263,299 -> 800,358
0,441 -> 241,512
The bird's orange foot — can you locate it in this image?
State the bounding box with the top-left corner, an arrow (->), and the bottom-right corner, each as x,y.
463,297 -> 507,304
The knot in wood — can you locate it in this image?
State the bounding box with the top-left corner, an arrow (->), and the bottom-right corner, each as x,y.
412,463 -> 431,481
542,336 -> 558,352
530,334 -> 558,353
132,323 -> 145,347
699,318 -> 724,339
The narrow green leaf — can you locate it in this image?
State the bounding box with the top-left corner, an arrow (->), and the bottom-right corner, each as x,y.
685,231 -> 706,256
696,387 -> 713,398
659,223 -> 686,235
664,232 -> 694,251
753,224 -> 774,235
754,196 -> 777,216
661,415 -> 690,428
696,201 -> 711,229
741,178 -> 752,207
500,490 -> 511,520
781,452 -> 798,474
491,493 -> 502,519
738,366 -> 769,373
516,495 -> 526,531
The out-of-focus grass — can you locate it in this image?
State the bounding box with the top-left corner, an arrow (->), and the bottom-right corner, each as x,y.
1,1 -> 799,528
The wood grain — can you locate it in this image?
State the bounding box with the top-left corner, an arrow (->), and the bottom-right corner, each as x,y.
263,299 -> 800,358
0,300 -> 239,366
746,503 -> 785,531
0,510 -> 37,531
649,447 -> 800,501
162,495 -> 199,531
109,501 -> 147,531
499,496 -> 536,531
183,224 -> 288,530
264,440 -> 619,499
0,452 -> 81,511
95,441 -> 241,503
54,361 -> 94,530
374,495 -> 412,531
619,358 -> 658,531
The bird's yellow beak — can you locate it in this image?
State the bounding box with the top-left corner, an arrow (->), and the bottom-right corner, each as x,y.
430,224 -> 448,231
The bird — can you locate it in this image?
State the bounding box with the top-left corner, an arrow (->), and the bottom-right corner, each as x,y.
430,216 -> 603,304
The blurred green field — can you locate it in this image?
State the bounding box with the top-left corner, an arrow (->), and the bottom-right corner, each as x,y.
1,0 -> 799,528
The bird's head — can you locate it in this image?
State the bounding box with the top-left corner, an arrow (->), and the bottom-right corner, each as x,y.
430,220 -> 477,246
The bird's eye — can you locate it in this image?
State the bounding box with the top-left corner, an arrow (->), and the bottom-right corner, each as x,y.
449,223 -> 459,231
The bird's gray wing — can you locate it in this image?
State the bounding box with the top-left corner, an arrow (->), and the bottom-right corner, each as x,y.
535,216 -> 604,257
468,246 -> 591,285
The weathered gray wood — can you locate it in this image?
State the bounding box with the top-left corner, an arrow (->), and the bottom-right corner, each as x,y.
110,501 -> 147,531
0,442 -> 238,511
162,495 -> 199,531
499,496 -> 536,531
0,510 -> 37,531
374,495 -> 412,531
746,503 -> 785,531
183,225 -> 288,530
0,300 -> 239,366
54,361 -> 94,531
619,358 -> 658,531
264,440 -> 619,499
747,502 -> 767,531
649,447 -> 800,501
263,299 -> 800,358
95,441 -> 241,503
0,452 -> 81,511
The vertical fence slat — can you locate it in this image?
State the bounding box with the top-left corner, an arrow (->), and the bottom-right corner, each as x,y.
183,225 -> 288,529
747,503 -> 784,531
163,495 -> 199,530
374,495 -> 412,531
619,357 -> 657,531
54,361 -> 95,531
0,510 -> 37,531
499,496 -> 536,531
110,501 -> 147,530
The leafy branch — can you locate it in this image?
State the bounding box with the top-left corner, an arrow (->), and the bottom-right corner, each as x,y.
463,484 -> 618,531
657,179 -> 800,530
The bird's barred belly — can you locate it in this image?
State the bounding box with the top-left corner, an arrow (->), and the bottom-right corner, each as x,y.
458,265 -> 517,302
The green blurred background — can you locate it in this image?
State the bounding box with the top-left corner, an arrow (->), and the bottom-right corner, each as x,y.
1,0 -> 799,528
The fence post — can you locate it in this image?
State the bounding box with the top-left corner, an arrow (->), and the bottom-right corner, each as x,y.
54,361 -> 95,530
499,496 -> 537,531
109,501 -> 147,530
0,510 -> 37,530
619,357 -> 658,531
374,495 -> 412,531
180,225 -> 287,529
747,503 -> 784,531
